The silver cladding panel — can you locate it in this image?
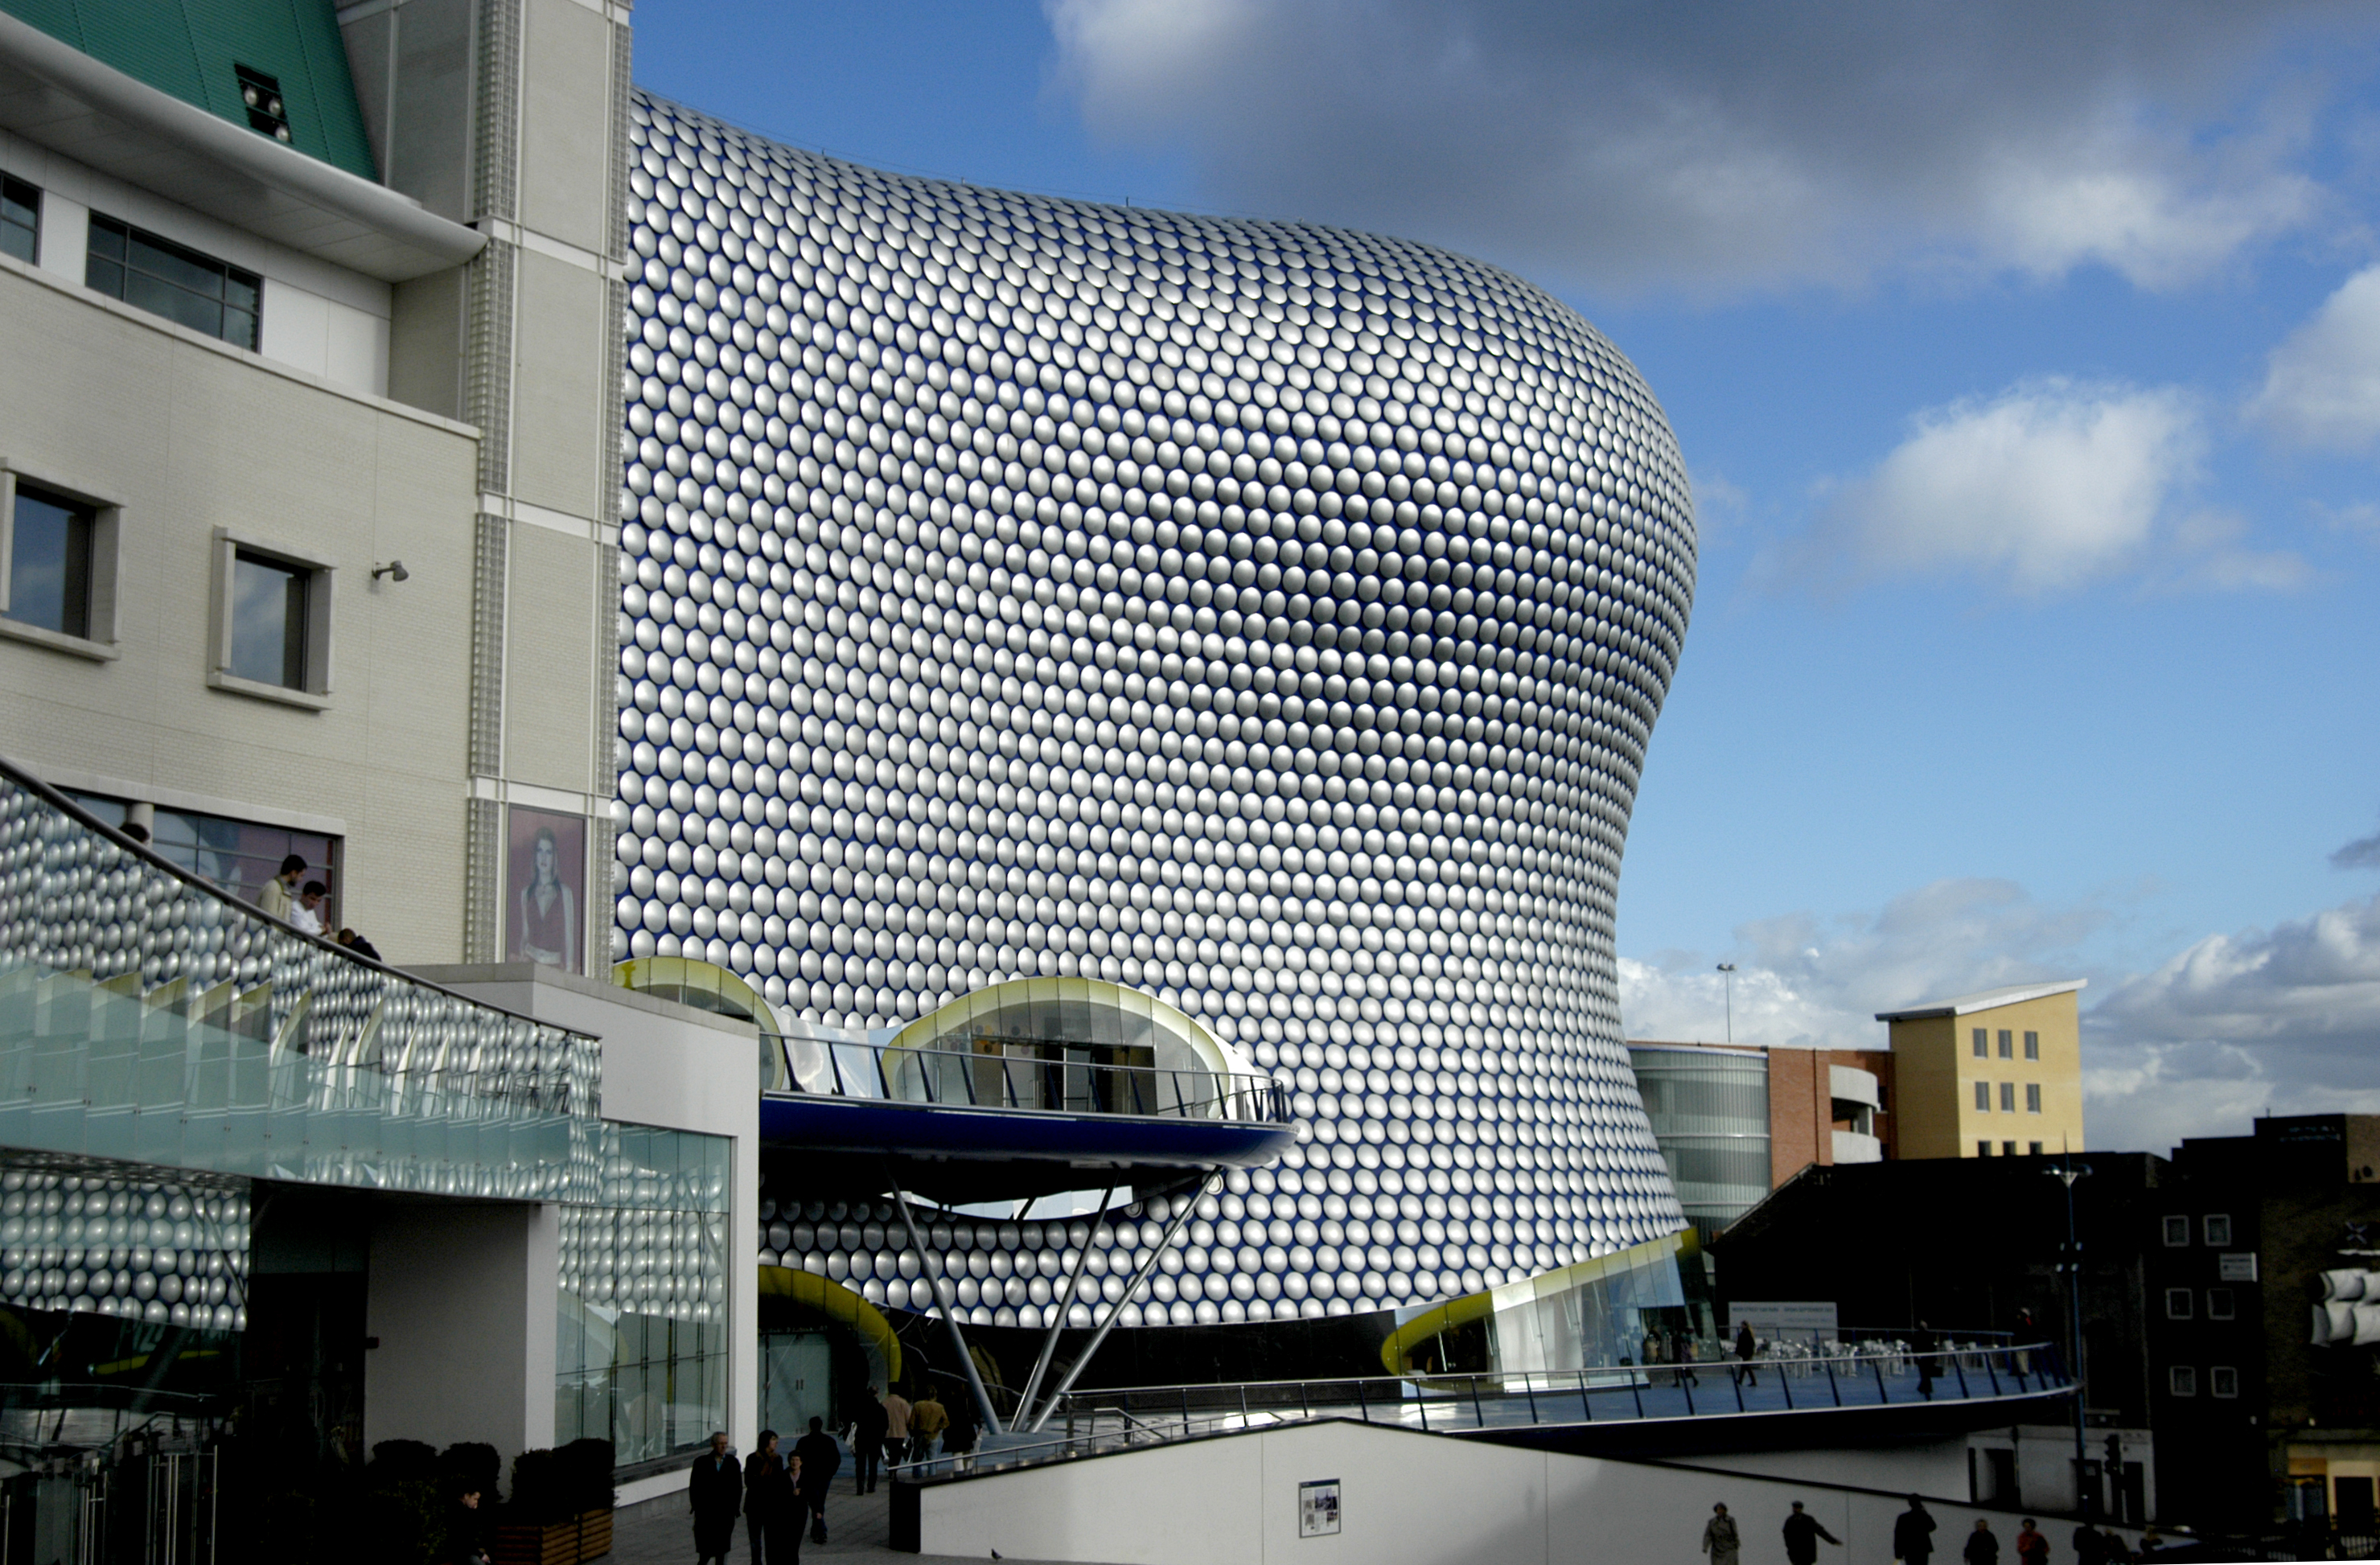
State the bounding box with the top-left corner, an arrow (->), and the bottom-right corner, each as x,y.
613,93 -> 1695,1321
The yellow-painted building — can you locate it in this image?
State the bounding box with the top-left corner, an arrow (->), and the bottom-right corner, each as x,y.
1875,980 -> 2086,1160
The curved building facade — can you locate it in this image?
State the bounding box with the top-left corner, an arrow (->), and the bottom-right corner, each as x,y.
610,92 -> 1696,1316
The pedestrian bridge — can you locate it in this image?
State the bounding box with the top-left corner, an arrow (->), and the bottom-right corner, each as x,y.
911,1340 -> 2074,1474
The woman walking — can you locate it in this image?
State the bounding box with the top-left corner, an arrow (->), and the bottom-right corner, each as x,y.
1703,1502 -> 1741,1565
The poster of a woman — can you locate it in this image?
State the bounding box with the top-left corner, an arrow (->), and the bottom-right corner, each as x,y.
508,807 -> 584,973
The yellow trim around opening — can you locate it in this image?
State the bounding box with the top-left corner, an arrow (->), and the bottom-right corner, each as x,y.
614,956 -> 779,1029
1378,1227 -> 1700,1376
758,1264 -> 902,1384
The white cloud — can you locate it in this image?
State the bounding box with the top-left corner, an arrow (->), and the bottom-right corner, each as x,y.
1622,881 -> 2380,1156
1785,380 -> 2205,594
2251,265 -> 2380,451
1044,0 -> 2358,296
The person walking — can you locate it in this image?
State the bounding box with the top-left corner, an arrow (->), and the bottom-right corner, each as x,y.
1782,1501 -> 1842,1565
1735,1320 -> 1760,1388
880,1383 -> 914,1471
850,1387 -> 889,1493
909,1386 -> 949,1463
1678,1332 -> 1702,1388
1893,1496 -> 1938,1565
2014,1518 -> 2049,1565
689,1432 -> 742,1565
1910,1321 -> 1938,1399
943,1386 -> 977,1464
1702,1502 -> 1741,1565
2071,1522 -> 2107,1565
742,1430 -> 797,1565
792,1417 -> 841,1545
1963,1518 -> 2000,1565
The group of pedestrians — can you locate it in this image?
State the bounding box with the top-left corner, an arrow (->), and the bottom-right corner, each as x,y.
253,851 -> 383,956
689,1383 -> 975,1563
1703,1495 -> 2156,1565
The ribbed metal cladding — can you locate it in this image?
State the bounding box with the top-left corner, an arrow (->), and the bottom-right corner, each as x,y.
468,510 -> 509,777
471,0 -> 521,224
465,239 -> 515,495
462,794 -> 504,962
609,92 -> 1697,1321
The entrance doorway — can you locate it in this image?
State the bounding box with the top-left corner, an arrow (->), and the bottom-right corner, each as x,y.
762,1332 -> 835,1440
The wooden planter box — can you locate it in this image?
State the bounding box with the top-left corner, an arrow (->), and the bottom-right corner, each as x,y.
491,1508 -> 613,1565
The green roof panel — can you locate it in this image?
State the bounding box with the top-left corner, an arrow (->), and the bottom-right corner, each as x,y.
1,0 -> 379,182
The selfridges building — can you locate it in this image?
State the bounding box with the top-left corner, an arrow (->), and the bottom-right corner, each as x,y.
612,93 -> 1696,1314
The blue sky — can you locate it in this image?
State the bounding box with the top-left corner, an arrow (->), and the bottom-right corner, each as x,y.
632,1 -> 2380,1153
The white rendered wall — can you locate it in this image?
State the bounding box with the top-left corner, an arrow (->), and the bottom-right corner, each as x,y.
918,1419 -> 2144,1565
419,963 -> 763,1503
365,1201 -> 561,1460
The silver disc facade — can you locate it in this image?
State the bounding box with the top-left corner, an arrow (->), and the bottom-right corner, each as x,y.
613,92 -> 1696,1320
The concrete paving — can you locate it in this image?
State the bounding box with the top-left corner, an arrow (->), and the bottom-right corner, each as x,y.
594,1472 -> 1091,1565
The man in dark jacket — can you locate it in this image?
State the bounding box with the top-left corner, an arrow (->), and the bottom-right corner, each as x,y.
689,1433 -> 742,1565
1911,1321 -> 1939,1399
1894,1496 -> 1938,1565
792,1417 -> 841,1545
849,1387 -> 889,1493
1782,1501 -> 1841,1565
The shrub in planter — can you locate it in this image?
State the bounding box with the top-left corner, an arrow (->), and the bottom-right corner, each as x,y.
505,1448 -> 570,1526
441,1442 -> 504,1503
555,1439 -> 615,1515
370,1440 -> 442,1484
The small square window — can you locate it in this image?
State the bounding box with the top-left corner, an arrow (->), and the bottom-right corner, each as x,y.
2169,1366 -> 2197,1397
2002,1140 -> 2016,1156
2029,1141 -> 2044,1156
1998,1029 -> 2013,1059
2208,1288 -> 2235,1321
86,215 -> 260,350
2210,1366 -> 2238,1399
2024,1030 -> 2041,1061
2026,1083 -> 2042,1114
1977,1140 -> 1992,1157
2163,1216 -> 2189,1247
209,530 -> 332,707
2000,1082 -> 2016,1112
1975,1081 -> 1992,1112
2165,1288 -> 2193,1320
2205,1214 -> 2232,1247
1972,1028 -> 1987,1058
0,468 -> 119,658
1,174 -> 37,265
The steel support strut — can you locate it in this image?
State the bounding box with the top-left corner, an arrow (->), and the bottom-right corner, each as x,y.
888,1174 -> 1006,1439
1025,1173 -> 1218,1433
1011,1184 -> 1116,1430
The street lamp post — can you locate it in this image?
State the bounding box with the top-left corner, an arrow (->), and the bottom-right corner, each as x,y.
2046,1152 -> 2091,1517
1716,963 -> 1737,1044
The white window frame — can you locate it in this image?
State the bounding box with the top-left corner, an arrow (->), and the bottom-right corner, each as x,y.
2169,1366 -> 2197,1397
2204,1214 -> 2232,1247
2208,1287 -> 2235,1321
2164,1288 -> 2193,1320
1975,1081 -> 1991,1112
2026,1082 -> 2043,1114
2162,1216 -> 2189,1247
207,526 -> 333,709
2210,1366 -> 2238,1399
0,461 -> 121,660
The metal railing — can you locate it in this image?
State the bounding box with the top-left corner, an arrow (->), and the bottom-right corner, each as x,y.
762,1033 -> 1289,1124
894,1342 -> 2070,1482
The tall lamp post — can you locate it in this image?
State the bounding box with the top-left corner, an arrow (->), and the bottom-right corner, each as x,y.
1716,963 -> 1737,1043
2046,1152 -> 2092,1516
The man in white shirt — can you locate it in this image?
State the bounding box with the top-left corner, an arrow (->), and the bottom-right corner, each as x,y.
291,880 -> 329,937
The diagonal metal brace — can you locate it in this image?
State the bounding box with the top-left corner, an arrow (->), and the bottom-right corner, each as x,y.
888,1173 -> 1005,1439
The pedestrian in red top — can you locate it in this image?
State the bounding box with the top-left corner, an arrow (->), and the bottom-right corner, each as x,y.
2015,1518 -> 2049,1565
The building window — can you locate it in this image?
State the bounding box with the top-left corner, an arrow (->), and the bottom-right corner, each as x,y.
1975,1081 -> 1992,1112
2163,1216 -> 2189,1247
1998,1029 -> 2013,1058
2002,1140 -> 2016,1156
1,175 -> 36,264
2208,1288 -> 2235,1321
1972,1028 -> 1987,1058
0,468 -> 119,657
2204,1214 -> 2232,1247
2025,1083 -> 2042,1114
2000,1082 -> 2016,1112
86,216 -> 260,350
2169,1366 -> 2197,1397
2024,1030 -> 2040,1061
209,530 -> 332,706
2029,1141 -> 2044,1156
65,790 -> 339,925
2210,1366 -> 2238,1399
1977,1140 -> 1992,1156
2165,1288 -> 2193,1320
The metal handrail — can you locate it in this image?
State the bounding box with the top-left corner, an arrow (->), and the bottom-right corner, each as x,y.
894,1344 -> 2071,1485
760,1033 -> 1291,1124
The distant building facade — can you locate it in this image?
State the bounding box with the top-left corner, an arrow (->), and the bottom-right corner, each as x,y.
1875,980 -> 2086,1160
